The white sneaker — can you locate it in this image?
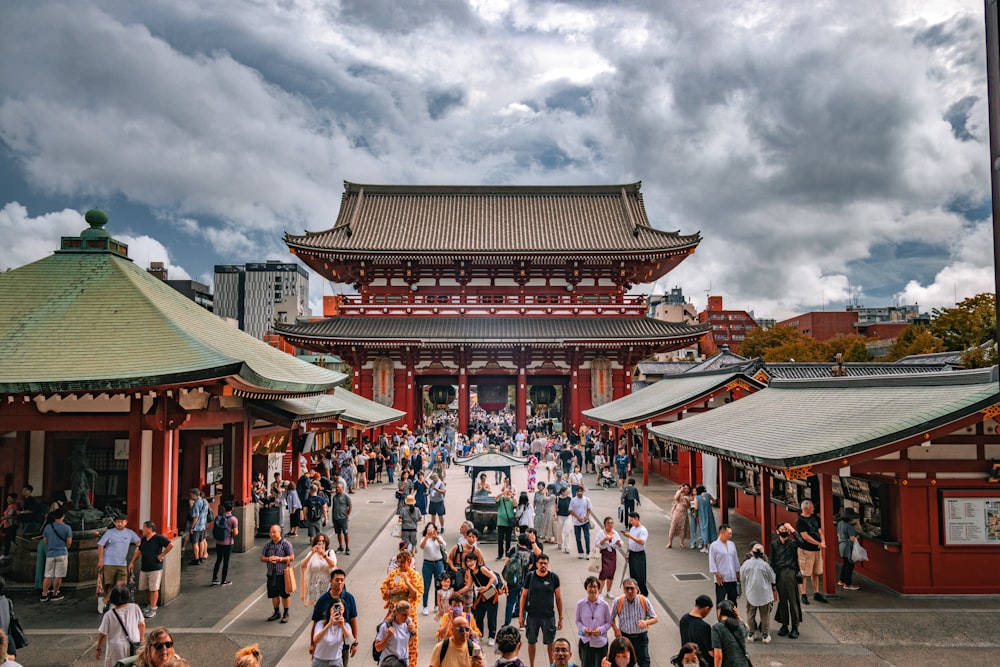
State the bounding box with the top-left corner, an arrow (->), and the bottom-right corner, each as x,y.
605,592 -> 613,599
762,635 -> 772,644
422,607 -> 429,616
488,638 -> 495,646
747,634 -> 756,642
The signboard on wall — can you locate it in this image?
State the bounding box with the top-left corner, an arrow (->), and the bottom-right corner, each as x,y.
942,495 -> 1000,545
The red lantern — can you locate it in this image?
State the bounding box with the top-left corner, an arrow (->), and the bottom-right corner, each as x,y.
530,385 -> 556,408
428,385 -> 456,408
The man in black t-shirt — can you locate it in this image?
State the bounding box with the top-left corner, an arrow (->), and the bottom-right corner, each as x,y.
518,554 -> 562,667
794,499 -> 827,604
678,594 -> 713,661
128,520 -> 173,618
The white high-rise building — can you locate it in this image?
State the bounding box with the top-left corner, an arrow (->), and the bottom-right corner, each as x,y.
214,261 -> 310,339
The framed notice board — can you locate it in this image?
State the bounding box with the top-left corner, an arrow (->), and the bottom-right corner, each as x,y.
941,491 -> 1000,546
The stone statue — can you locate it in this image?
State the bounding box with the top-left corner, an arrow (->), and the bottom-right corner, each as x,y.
70,439 -> 98,510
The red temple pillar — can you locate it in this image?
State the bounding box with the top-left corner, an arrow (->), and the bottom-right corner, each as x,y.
718,459 -> 730,525
819,473 -> 837,596
641,426 -> 650,486
405,354 -> 416,427
569,355 -> 580,434
231,410 -> 252,506
148,427 -> 172,537
516,367 -> 527,432
127,398 -> 145,530
458,366 -> 470,435
760,470 -> 773,552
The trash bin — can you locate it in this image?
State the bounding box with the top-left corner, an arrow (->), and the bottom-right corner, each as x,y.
257,506 -> 281,537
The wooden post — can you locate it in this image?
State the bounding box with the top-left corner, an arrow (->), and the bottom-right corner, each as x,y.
458,367 -> 470,435
516,368 -> 527,433
641,427 -> 649,486
819,473 -> 837,596
718,459 -> 730,525
760,470 -> 773,552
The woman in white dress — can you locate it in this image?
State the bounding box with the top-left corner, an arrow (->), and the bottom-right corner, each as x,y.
301,533 -> 337,607
95,584 -> 145,667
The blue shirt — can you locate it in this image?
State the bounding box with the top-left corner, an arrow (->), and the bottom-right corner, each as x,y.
97,527 -> 141,566
43,521 -> 73,557
313,588 -> 358,623
190,497 -> 209,531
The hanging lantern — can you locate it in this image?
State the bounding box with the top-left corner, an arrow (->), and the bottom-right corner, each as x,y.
428,385 -> 456,409
478,385 -> 509,411
530,385 -> 556,408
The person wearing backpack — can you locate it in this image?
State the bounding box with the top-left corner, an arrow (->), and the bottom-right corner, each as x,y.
373,601 -> 415,666
127,520 -> 173,617
501,534 -> 531,625
610,578 -> 658,667
305,485 -> 329,538
210,502 -> 238,587
429,611 -> 484,667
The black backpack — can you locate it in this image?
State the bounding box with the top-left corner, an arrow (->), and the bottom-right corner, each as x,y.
307,497 -> 324,522
211,514 -> 230,541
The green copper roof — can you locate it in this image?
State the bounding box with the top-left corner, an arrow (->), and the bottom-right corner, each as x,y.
584,370 -> 765,427
250,390 -> 406,428
0,216 -> 347,395
649,367 -> 1000,469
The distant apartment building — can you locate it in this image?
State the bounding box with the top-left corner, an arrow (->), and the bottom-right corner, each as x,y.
777,304 -> 929,342
147,261 -> 214,311
648,287 -> 701,361
698,295 -> 759,355
214,261 -> 310,339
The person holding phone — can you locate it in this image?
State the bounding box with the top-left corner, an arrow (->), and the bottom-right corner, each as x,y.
312,596 -> 354,667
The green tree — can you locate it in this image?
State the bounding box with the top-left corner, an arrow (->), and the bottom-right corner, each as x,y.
827,334 -> 873,362
929,293 -> 996,351
740,324 -> 805,358
884,325 -> 946,361
761,337 -> 832,362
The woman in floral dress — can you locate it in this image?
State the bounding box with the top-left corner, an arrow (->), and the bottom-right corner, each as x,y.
300,533 -> 337,607
666,484 -> 693,548
526,456 -> 538,490
533,482 -> 557,543
380,549 -> 424,667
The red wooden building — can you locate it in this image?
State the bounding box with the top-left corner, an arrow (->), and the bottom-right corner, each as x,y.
652,368 -> 1000,595
279,183 -> 708,434
0,211 -> 401,598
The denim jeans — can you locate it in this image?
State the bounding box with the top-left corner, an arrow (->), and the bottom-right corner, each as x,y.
504,585 -> 521,625
421,558 -> 445,607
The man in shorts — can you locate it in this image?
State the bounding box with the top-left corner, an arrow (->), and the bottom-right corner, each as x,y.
96,513 -> 140,612
188,488 -> 209,565
41,507 -> 73,601
331,481 -> 352,555
261,524 -> 294,623
795,499 -> 828,604
518,553 -> 562,667
427,472 -> 447,531
129,520 -> 173,617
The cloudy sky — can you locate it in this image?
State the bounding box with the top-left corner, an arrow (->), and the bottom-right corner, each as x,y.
0,0 -> 993,320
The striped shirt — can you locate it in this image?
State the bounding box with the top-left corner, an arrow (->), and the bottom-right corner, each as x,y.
263,539 -> 294,575
611,594 -> 657,635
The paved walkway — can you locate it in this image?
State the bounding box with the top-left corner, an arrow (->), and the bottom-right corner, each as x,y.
11,464 -> 1000,666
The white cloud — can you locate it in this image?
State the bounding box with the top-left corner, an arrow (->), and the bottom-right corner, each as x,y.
0,202 -> 83,270
119,234 -> 191,280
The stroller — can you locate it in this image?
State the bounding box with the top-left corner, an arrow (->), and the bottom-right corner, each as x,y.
598,466 -> 617,488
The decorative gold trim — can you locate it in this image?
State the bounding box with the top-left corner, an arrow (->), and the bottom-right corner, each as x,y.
753,370 -> 769,384
980,403 -> 1000,421
784,466 -> 814,480
725,379 -> 753,392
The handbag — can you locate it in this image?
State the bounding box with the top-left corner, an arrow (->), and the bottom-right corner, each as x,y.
111,607 -> 140,656
7,599 -> 27,649
284,563 -> 298,593
851,540 -> 869,563
587,544 -> 602,573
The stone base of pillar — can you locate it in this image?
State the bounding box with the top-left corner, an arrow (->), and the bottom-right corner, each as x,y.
158,535 -> 183,605
232,504 -> 256,553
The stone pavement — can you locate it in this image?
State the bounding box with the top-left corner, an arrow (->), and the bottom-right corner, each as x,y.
11,464 -> 1000,666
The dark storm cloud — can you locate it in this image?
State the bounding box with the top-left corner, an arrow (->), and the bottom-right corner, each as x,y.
337,0 -> 475,33
944,95 -> 978,141
426,88 -> 466,120
542,83 -> 593,116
